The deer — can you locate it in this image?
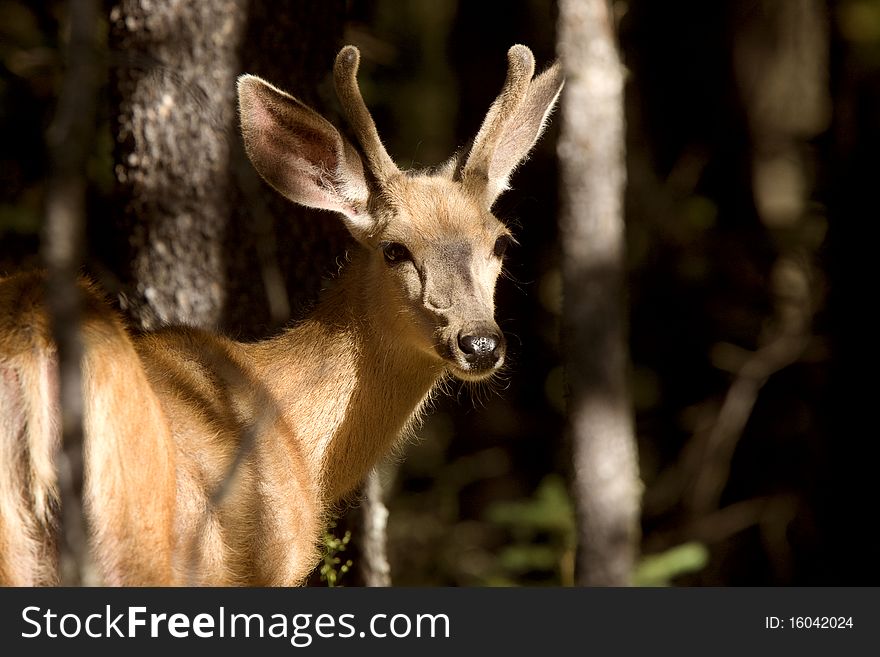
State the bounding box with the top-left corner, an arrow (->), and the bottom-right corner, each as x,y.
0,44 -> 563,586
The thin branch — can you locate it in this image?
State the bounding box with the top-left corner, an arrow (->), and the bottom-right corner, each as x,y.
686,331 -> 809,514
646,493 -> 799,559
644,269 -> 814,520
43,0 -> 102,586
232,142 -> 291,325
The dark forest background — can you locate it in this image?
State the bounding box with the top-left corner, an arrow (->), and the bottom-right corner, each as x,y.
1,0 -> 876,585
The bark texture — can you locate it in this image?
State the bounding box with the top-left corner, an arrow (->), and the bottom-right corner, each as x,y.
557,0 -> 641,586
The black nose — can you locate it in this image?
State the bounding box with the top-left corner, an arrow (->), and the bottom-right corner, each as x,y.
457,330 -> 504,368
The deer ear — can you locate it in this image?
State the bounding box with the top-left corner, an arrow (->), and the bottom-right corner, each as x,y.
237,74 -> 375,238
463,56 -> 564,206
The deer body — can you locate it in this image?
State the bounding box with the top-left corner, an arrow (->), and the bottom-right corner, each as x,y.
0,46 -> 562,585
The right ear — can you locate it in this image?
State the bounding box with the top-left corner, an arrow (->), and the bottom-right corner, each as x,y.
237,74 -> 375,238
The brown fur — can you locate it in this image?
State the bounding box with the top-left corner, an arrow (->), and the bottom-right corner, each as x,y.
0,45 -> 562,585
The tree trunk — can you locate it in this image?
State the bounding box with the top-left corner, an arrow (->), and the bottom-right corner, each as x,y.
358,468 -> 392,587
109,0 -> 349,331
557,0 -> 641,586
110,0 -> 247,328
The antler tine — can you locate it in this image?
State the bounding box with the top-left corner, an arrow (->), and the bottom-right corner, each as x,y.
461,45 -> 535,186
334,45 -> 399,183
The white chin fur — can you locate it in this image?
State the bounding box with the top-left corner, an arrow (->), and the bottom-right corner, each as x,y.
447,359 -> 503,382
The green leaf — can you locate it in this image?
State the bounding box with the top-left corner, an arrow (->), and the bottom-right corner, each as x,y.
634,542 -> 709,586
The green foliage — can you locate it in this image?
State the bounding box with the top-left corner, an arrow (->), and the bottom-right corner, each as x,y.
487,478 -> 709,586
634,542 -> 710,587
318,522 -> 353,587
485,474 -> 576,585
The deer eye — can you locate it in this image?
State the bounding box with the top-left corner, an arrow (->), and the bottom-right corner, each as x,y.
493,234 -> 513,259
381,242 -> 412,265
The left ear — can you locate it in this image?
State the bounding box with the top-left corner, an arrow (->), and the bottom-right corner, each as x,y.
461,48 -> 564,206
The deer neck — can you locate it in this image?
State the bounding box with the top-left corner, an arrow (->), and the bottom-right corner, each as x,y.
253,250 -> 445,503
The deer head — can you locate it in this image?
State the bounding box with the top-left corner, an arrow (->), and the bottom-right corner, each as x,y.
238,45 -> 562,382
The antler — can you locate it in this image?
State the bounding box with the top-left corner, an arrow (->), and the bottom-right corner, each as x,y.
334,45 -> 400,183
460,45 -> 535,188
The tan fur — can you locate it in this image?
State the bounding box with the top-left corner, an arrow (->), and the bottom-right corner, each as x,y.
0,45 -> 562,586
0,273 -> 60,585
